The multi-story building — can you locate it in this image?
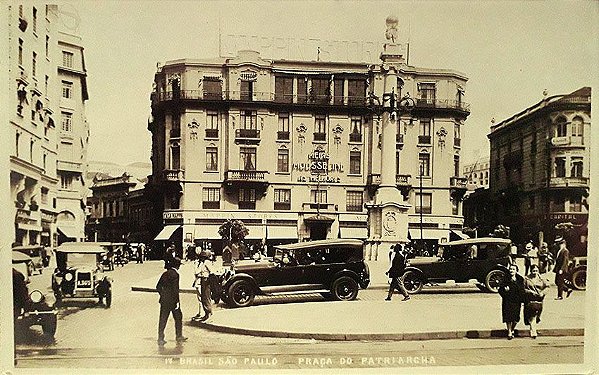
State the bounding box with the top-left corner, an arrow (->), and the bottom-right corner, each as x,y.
148,28 -> 470,259
56,30 -> 89,243
463,157 -> 490,189
9,5 -> 60,248
488,87 -> 590,255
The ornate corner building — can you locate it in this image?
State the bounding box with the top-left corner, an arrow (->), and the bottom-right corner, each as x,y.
488,87 -> 591,255
147,24 -> 471,259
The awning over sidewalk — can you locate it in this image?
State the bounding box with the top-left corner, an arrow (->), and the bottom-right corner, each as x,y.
340,227 -> 368,239
58,226 -> 79,239
154,225 -> 181,241
17,223 -> 42,231
267,226 -> 297,239
450,230 -> 469,241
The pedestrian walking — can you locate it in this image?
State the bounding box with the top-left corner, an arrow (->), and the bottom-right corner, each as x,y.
553,237 -> 572,300
385,244 -> 410,301
156,257 -> 187,345
164,242 -> 176,269
137,243 -> 145,264
498,263 -> 525,339
537,242 -> 549,273
524,242 -> 538,275
192,249 -> 217,322
523,264 -> 550,338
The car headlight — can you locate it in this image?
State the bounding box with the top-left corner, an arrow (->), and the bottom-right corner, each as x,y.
65,273 -> 73,281
30,290 -> 44,303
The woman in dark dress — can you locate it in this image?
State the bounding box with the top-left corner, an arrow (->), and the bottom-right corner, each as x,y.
498,263 -> 526,339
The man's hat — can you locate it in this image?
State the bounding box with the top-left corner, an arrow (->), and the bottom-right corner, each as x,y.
554,236 -> 565,243
525,242 -> 533,250
169,257 -> 182,269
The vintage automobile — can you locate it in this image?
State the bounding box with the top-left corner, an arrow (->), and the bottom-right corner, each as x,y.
12,251 -> 35,282
12,245 -> 48,274
568,256 -> 586,290
401,237 -> 513,294
221,239 -> 370,308
13,268 -> 58,338
52,242 -> 113,308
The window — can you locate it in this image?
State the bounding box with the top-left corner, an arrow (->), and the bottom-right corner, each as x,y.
62,51 -> 73,68
311,189 -> 327,204
41,187 -> 49,205
454,123 -> 461,146
170,143 -> 180,170
396,78 -> 404,99
570,197 -> 582,212
314,116 -> 326,141
239,189 -> 256,209
62,81 -> 73,99
396,150 -> 400,175
571,117 -> 584,137
206,111 -> 218,138
278,113 -> 289,140
32,52 -> 37,77
15,132 -> 20,157
275,76 -> 293,103
43,153 -> 47,171
274,189 -> 291,210
30,140 -> 34,162
240,110 -> 257,129
454,155 -> 460,177
206,147 -> 218,171
32,7 -> 37,33
347,79 -> 366,105
61,112 -> 72,132
571,157 -> 583,178
346,191 -> 363,212
202,188 -> 220,209
240,147 -> 256,171
555,157 -> 566,177
419,153 -> 430,177
451,197 -> 459,215
419,118 -> 431,144
349,151 -> 361,175
18,39 -> 23,66
555,117 -> 567,137
349,117 -> 362,142
310,77 -> 329,103
203,77 -> 222,99
418,83 -> 436,103
277,149 -> 289,173
240,80 -> 253,101
415,193 -> 432,214
60,175 -> 72,190
333,78 -> 344,104
551,196 -> 565,212
45,35 -> 49,57
297,77 -> 308,103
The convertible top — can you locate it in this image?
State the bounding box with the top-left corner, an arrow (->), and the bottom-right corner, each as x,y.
55,242 -> 108,254
275,239 -> 364,250
440,237 -> 512,247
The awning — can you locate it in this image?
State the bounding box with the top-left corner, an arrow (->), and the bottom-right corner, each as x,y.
304,214 -> 335,224
409,228 -> 443,240
194,225 -> 222,239
58,226 -> 79,239
267,226 -> 297,239
450,230 -> 469,241
244,225 -> 264,240
17,223 -> 42,231
154,225 -> 181,241
340,227 -> 368,239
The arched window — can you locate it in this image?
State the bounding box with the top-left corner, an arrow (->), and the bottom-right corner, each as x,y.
571,116 -> 584,138
555,116 -> 567,137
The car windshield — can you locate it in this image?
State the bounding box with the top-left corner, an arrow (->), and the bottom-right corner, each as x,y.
67,253 -> 99,268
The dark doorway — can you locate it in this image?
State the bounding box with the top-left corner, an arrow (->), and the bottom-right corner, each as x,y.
309,224 -> 328,241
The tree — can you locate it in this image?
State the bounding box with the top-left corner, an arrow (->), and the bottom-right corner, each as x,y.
218,219 -> 249,243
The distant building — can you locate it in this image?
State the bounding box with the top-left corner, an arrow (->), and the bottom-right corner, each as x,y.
488,87 -> 590,255
463,157 -> 490,189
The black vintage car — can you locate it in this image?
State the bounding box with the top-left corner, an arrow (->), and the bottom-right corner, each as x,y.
221,239 -> 370,308
13,268 -> 57,338
568,256 -> 586,290
401,237 -> 512,294
52,243 -> 113,308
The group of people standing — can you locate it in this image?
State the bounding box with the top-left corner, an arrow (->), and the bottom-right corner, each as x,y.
499,236 -> 573,339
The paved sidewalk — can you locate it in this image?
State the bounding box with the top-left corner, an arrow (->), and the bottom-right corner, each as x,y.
131,259 -> 584,341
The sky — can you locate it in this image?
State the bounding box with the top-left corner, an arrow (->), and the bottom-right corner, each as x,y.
67,0 -> 598,166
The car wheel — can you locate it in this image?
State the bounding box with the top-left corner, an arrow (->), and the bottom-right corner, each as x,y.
484,269 -> 506,293
228,280 -> 255,308
105,287 -> 112,308
401,270 -> 424,294
331,276 -> 359,301
572,269 -> 586,290
42,314 -> 57,338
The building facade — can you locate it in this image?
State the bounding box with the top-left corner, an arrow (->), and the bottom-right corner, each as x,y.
56,30 -> 89,243
463,157 -> 490,189
148,40 -> 470,259
488,87 -> 590,255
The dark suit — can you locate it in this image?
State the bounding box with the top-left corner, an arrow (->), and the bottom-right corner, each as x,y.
387,251 -> 409,299
553,246 -> 571,298
156,268 -> 183,340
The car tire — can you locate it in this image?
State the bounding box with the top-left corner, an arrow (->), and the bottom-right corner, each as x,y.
105,287 -> 112,308
227,280 -> 255,308
401,270 -> 424,294
484,269 -> 506,293
42,314 -> 57,338
331,276 -> 359,301
571,269 -> 586,290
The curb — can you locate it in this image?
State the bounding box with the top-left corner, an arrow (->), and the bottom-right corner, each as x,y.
131,285 -> 394,293
193,322 -> 584,341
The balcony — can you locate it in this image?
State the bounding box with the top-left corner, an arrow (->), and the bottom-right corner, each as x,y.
224,170 -> 269,191
415,99 -> 471,112
397,174 -> 412,187
450,176 -> 468,189
205,128 -> 219,138
277,131 -> 290,140
313,132 -> 326,142
367,173 -> 381,188
235,129 -> 261,144
418,135 -> 431,144
57,160 -> 82,172
548,176 -> 589,189
301,202 -> 336,212
163,169 -> 185,181
349,132 -> 362,143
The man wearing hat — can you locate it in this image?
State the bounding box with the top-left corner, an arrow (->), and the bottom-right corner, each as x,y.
156,257 -> 186,345
553,237 -> 572,300
385,244 -> 410,301
192,249 -> 217,321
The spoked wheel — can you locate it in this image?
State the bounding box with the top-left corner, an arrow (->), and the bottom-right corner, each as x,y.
401,270 -> 424,294
228,280 -> 255,308
572,269 -> 586,290
331,276 -> 359,301
485,269 -> 506,293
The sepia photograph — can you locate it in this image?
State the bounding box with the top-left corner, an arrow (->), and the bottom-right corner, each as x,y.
1,1 -> 598,374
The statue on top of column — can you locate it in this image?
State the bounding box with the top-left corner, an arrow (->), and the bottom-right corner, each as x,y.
385,15 -> 399,44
